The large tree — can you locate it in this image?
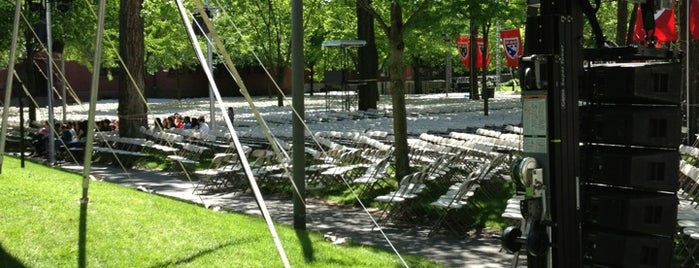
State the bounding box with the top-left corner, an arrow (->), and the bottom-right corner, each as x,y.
358,0 -> 429,181
356,0 -> 379,111
118,0 -> 147,138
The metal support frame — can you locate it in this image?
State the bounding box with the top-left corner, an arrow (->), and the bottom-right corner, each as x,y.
519,1 -> 583,267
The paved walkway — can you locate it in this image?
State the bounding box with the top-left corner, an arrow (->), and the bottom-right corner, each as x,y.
57,162 -> 522,268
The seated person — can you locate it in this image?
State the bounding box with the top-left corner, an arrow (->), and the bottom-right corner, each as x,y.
197,116 -> 209,132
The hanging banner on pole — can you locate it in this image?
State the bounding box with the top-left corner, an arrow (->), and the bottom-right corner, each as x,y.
633,4 -> 678,45
476,38 -> 490,68
691,0 -> 699,40
500,29 -> 522,68
456,36 -> 488,69
456,36 -> 473,69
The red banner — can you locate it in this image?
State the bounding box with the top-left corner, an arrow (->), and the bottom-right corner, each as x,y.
499,29 -> 522,68
692,0 -> 699,40
633,5 -> 678,45
456,37 -> 489,70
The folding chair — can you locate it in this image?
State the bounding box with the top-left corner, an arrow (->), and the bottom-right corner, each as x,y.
428,172 -> 481,236
373,172 -> 429,226
193,153 -> 237,192
353,155 -> 392,198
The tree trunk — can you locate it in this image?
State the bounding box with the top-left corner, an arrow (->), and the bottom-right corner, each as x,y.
357,0 -> 379,110
388,2 -> 410,182
615,0 -> 628,46
118,0 -> 147,138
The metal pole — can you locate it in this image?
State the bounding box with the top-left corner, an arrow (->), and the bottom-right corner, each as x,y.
79,1 -> 106,266
206,0 -> 215,131
46,0 -> 56,164
0,0 -> 23,174
62,53 -> 67,123
19,93 -> 25,168
175,1 -> 290,266
496,21 -> 502,90
82,0 -> 107,196
444,34 -> 451,97
687,0 -> 691,144
291,0 -> 306,230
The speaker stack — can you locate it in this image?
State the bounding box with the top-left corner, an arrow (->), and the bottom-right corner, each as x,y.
579,62 -> 679,267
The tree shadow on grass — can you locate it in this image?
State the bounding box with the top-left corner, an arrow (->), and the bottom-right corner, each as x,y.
147,241 -> 237,268
0,242 -> 27,268
296,229 -> 315,262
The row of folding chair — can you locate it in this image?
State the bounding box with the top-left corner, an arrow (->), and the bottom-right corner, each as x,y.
314,136 -> 349,152
676,159 -> 699,267
140,126 -> 182,154
419,134 -> 498,161
409,137 -> 461,160
449,131 -> 521,152
504,125 -> 523,134
315,131 -> 392,152
193,141 -> 257,193
680,144 -> 699,165
306,148 -> 376,189
166,143 -> 209,174
194,153 -> 242,192
88,133 -> 153,165
476,128 -> 502,139
373,153 -> 465,226
428,166 -> 485,236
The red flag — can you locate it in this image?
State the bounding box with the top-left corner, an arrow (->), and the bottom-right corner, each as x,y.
633,5 -> 677,45
691,0 -> 699,40
476,38 -> 491,68
499,29 -> 522,68
456,36 -> 487,70
456,36 -> 471,69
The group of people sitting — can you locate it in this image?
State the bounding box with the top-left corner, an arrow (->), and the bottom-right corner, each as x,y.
153,107 -> 234,132
154,114 -> 209,132
29,107 -> 235,159
30,118 -> 118,158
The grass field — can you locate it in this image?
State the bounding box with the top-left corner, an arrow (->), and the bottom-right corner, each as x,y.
0,156 -> 442,268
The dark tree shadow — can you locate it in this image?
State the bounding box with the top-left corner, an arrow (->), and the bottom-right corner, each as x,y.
147,241 -> 238,268
0,242 -> 27,268
295,229 -> 315,262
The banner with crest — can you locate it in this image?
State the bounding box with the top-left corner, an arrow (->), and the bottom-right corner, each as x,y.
455,36 -> 488,69
499,29 -> 522,68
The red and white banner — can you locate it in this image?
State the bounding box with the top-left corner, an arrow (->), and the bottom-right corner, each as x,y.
456,36 -> 489,70
691,0 -> 699,40
633,5 -> 678,45
499,29 -> 522,68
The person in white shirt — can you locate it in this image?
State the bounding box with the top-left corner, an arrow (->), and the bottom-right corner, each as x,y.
197,116 -> 209,132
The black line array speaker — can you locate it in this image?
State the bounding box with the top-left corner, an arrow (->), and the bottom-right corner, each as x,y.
581,62 -> 681,104
580,105 -> 681,148
580,62 -> 680,267
581,146 -> 679,192
583,185 -> 678,237
582,230 -> 674,268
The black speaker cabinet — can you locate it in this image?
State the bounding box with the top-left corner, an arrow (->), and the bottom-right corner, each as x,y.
582,62 -> 681,105
583,230 -> 673,268
581,145 -> 679,192
583,185 -> 677,237
580,105 -> 681,148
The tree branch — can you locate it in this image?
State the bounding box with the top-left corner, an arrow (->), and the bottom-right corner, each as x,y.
357,0 -> 390,37
403,0 -> 429,32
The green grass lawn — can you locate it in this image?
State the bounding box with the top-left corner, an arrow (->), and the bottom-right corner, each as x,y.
0,156 -> 442,268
